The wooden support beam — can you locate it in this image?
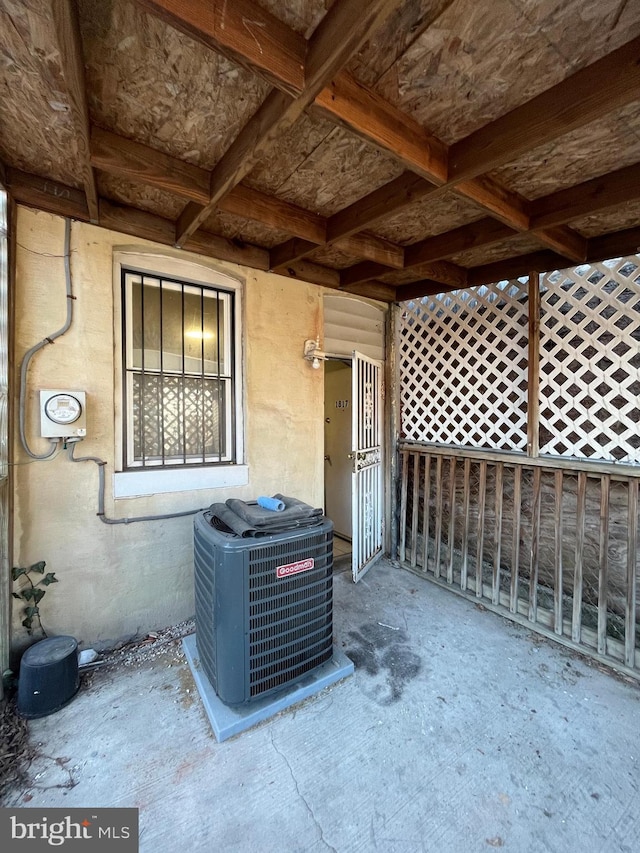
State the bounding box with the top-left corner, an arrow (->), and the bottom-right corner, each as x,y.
9,169 -> 387,299
6,169 -> 90,221
360,258 -> 467,296
530,162 -> 640,229
137,0 -> 634,274
91,127 -> 328,243
91,126 -> 210,204
140,0 -> 591,269
98,199 -> 270,269
91,126 -> 407,267
467,251 -> 567,287
175,0 -> 401,246
136,0 -> 305,94
340,261 -> 390,287
395,279 -> 457,300
220,184 -> 326,244
176,89 -> 296,245
341,281 -> 397,303
455,177 -> 529,231
449,35 -> 640,182
271,259 -> 341,289
314,72 -> 447,184
51,0 -> 99,222
270,229 -> 404,271
404,218 -> 516,267
270,238 -> 318,269
304,0 -> 400,95
587,225 -> 640,263
533,225 -> 588,263
327,172 -> 435,242
382,259 -> 468,290
339,232 -> 404,268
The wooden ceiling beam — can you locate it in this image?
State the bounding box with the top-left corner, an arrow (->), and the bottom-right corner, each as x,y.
449,35 -> 640,183
314,72 -> 448,184
91,126 -> 210,204
176,89 -> 295,246
327,173 -> 435,243
175,0 -> 401,246
405,218 -> 516,267
51,0 -> 99,223
339,232 -> 404,268
530,161 -> 640,230
377,259 -> 468,290
341,219 -> 517,288
270,230 -> 404,271
341,281 -> 397,303
270,239 -> 319,269
137,0 -> 640,276
271,259 -> 341,289
8,168 -> 354,297
6,168 -> 90,221
91,126 -> 327,242
219,184 -> 326,243
136,0 -> 590,272
467,251 -> 568,288
90,126 -> 406,267
587,225 -> 640,263
395,279 -> 456,300
454,177 -> 529,230
532,225 -> 587,262
136,0 -> 305,94
340,261 -> 390,287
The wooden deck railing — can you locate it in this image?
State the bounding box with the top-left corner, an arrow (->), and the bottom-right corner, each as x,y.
397,444 -> 640,677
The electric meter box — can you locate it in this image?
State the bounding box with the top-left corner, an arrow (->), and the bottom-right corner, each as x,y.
39,390 -> 87,438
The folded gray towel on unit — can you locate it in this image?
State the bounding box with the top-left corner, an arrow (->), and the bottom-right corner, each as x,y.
209,498 -> 323,538
225,495 -> 322,529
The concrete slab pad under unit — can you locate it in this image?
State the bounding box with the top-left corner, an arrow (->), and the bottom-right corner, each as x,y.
183,633 -> 354,742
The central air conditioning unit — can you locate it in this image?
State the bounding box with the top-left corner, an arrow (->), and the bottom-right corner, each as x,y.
194,510 -> 334,705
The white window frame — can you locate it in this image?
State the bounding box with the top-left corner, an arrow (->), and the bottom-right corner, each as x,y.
113,249 -> 247,497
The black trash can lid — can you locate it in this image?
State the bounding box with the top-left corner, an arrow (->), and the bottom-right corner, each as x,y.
22,636 -> 78,667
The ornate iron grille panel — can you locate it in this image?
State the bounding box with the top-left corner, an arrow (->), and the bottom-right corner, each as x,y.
399,281 -> 529,451
539,259 -> 640,463
132,374 -> 224,463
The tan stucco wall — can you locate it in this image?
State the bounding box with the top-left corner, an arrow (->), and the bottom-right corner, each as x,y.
12,207 -> 325,648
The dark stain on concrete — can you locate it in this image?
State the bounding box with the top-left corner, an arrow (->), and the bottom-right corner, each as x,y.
346,622 -> 422,705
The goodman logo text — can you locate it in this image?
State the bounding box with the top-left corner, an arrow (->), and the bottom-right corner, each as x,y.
276,557 -> 315,578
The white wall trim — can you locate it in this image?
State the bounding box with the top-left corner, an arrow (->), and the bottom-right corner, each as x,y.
113,465 -> 249,498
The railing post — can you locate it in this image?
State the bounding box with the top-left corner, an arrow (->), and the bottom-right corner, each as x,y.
527,270 -> 540,458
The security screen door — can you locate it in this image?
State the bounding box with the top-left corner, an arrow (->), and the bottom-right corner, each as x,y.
351,351 -> 383,582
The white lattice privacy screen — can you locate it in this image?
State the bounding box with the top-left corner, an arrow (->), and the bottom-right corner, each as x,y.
538,259 -> 640,463
399,281 -> 529,450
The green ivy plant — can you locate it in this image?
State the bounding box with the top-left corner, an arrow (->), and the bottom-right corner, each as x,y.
12,561 -> 59,636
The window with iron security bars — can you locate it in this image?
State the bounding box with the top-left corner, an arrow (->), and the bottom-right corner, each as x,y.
399,280 -> 529,452
122,269 -> 235,469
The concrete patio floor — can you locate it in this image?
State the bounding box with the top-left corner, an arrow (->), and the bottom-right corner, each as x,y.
6,558 -> 640,853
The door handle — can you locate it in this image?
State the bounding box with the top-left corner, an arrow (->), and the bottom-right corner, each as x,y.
347,453 -> 354,459
324,455 -> 332,465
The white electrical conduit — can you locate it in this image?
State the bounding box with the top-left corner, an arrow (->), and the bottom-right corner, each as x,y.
18,218 -> 73,459
19,218 -> 206,524
66,442 -> 206,525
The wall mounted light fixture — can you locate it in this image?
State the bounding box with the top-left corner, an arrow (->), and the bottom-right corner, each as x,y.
303,338 -> 327,369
